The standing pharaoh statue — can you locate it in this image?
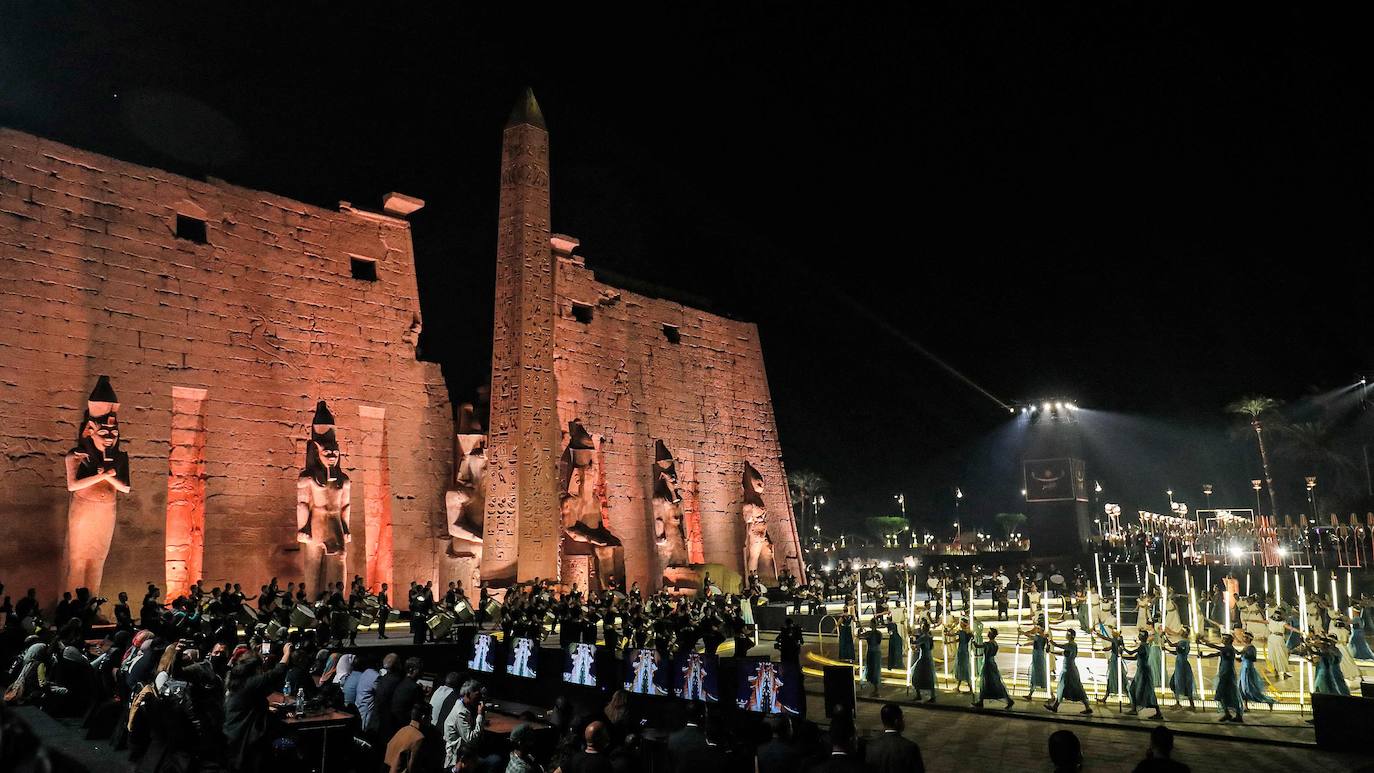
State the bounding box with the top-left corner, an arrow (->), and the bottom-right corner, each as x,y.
742,461 -> 775,582
559,420 -> 621,586
297,401 -> 351,593
652,440 -> 689,568
63,375 -> 131,595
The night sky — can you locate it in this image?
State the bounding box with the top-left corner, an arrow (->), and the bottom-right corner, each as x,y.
3,4 -> 1369,534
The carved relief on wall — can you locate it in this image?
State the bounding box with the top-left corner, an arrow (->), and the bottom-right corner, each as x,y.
652,440 -> 689,568
558,420 -> 621,588
741,460 -> 777,584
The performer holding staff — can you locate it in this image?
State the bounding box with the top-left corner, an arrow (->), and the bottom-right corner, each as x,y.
1044,629 -> 1092,715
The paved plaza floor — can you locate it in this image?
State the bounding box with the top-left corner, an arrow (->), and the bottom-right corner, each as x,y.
825,690 -> 1373,772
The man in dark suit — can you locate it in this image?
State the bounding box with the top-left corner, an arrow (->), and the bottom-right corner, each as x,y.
776,618 -> 804,666
863,704 -> 924,773
807,713 -> 869,772
366,653 -> 402,739
756,716 -> 804,773
666,701 -> 709,773
388,657 -> 427,738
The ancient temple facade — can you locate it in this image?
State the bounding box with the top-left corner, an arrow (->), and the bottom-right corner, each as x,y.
478,92 -> 804,592
0,92 -> 801,601
0,128 -> 453,599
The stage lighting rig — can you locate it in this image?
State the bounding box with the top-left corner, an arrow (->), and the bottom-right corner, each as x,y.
1012,397 -> 1079,423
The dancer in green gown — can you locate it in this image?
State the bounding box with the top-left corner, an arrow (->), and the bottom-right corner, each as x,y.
1045,629 -> 1092,715
1201,633 -> 1245,723
910,621 -> 937,703
1127,630 -> 1163,720
970,628 -> 1013,710
1161,627 -> 1197,710
1020,623 -> 1050,700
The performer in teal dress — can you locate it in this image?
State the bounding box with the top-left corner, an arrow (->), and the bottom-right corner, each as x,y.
862,620 -> 884,695
1162,628 -> 1197,710
1022,625 -> 1050,700
1045,629 -> 1092,715
887,615 -> 903,665
911,622 -> 937,702
1127,632 -> 1162,719
1237,633 -> 1275,709
1076,589 -> 1092,633
1319,636 -> 1352,695
970,628 -> 1013,710
1093,626 -> 1127,703
1204,634 -> 1245,723
952,620 -> 974,693
838,613 -> 855,662
1351,603 -> 1374,661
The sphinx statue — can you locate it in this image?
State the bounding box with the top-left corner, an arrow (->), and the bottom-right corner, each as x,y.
62,375 -> 131,595
297,401 -> 351,592
652,440 -> 689,567
741,461 -> 775,581
559,420 -> 621,586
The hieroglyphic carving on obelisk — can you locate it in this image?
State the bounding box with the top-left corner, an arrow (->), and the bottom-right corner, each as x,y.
481,89 -> 561,586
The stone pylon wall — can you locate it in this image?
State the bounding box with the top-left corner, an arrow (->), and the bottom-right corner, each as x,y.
0,128 -> 453,600
552,254 -> 804,589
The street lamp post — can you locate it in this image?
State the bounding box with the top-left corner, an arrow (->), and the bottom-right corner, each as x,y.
954,487 -> 963,542
1305,476 -> 1317,521
1251,480 -> 1263,517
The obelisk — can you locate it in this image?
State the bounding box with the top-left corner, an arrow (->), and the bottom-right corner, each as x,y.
481,89 -> 562,586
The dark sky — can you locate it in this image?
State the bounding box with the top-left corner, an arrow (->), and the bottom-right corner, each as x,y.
3,3 -> 1369,533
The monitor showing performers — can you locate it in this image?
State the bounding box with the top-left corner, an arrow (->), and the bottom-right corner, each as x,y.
507,636 -> 538,679
562,642 -> 598,686
736,658 -> 801,715
673,651 -> 718,703
622,647 -> 670,696
467,633 -> 498,673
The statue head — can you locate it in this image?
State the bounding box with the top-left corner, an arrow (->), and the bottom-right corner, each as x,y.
742,462 -> 767,508
304,400 -> 347,486
79,375 -> 122,459
652,440 -> 682,504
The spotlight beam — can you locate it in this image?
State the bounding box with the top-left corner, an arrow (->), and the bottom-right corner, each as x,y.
834,291 -> 1011,413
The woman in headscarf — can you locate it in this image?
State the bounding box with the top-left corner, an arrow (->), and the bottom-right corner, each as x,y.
51,645 -> 96,717
4,642 -> 52,705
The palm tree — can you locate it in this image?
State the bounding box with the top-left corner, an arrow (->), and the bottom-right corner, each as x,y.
787,469 -> 830,538
1227,395 -> 1281,516
1273,421 -> 1360,514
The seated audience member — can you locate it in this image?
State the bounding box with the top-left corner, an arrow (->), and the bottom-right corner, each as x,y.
667,700 -> 708,772
756,715 -> 803,773
864,703 -> 923,773
1133,726 -> 1190,773
383,703 -> 429,773
1048,729 -> 1083,773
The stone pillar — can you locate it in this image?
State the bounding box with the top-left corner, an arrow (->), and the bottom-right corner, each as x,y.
357,405 -> 393,590
165,387 -> 208,600
482,89 -> 561,586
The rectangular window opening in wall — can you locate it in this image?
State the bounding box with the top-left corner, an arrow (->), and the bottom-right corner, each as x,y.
571,303 -> 594,324
350,256 -> 378,281
662,324 -> 681,344
175,214 -> 208,244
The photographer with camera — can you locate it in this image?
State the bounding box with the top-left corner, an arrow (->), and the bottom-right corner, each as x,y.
224,639 -> 293,772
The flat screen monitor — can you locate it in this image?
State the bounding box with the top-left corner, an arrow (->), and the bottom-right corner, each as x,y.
467,633 -> 498,673
507,636 -> 538,679
562,642 -> 598,687
622,648 -> 670,696
672,652 -> 718,703
735,658 -> 802,715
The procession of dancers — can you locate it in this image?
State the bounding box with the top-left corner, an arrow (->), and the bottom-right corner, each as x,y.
820,559 -> 1371,723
